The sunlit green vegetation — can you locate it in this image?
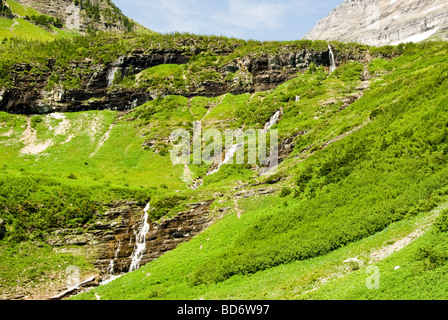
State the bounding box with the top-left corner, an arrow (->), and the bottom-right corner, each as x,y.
0,12 -> 447,299
73,40 -> 448,299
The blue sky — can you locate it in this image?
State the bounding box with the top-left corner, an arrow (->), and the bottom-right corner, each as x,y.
113,0 -> 344,41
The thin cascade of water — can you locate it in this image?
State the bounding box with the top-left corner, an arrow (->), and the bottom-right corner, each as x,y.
107,67 -> 120,87
262,111 -> 280,133
128,202 -> 151,272
100,240 -> 122,285
209,143 -> 244,175
99,203 -> 150,286
328,45 -> 336,73
208,110 -> 281,175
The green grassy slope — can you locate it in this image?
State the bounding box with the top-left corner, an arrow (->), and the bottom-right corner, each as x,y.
73,41 -> 448,300
0,0 -> 77,41
1,32 -> 447,299
0,0 -> 152,42
0,17 -> 73,41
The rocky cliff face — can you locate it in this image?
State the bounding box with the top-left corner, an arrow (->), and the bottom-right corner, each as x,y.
0,46 -> 376,115
0,49 -> 189,114
45,200 -> 222,281
305,0 -> 448,46
14,0 -> 139,33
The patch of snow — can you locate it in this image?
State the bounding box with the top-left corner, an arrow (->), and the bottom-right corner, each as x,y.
392,28 -> 440,45
49,113 -> 66,120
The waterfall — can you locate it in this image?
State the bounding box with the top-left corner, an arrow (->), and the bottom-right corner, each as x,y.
99,203 -> 150,286
262,111 -> 281,134
107,67 -> 120,87
100,240 -> 122,285
209,143 -> 244,175
108,240 -> 121,274
328,45 -> 336,73
128,203 -> 151,272
208,110 -> 281,175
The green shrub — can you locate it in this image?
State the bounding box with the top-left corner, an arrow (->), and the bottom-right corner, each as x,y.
333,62 -> 363,81
279,187 -> 292,197
27,14 -> 63,29
414,247 -> 448,271
67,172 -> 78,179
30,115 -> 43,128
0,175 -> 151,242
436,210 -> 448,233
150,194 -> 187,220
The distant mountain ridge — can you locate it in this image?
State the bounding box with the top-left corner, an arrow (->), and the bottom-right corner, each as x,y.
305,0 -> 448,46
5,0 -> 147,34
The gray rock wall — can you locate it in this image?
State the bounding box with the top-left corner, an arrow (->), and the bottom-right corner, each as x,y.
305,0 -> 448,46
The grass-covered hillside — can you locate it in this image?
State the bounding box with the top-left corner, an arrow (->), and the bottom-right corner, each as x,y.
0,25 -> 447,299
0,0 -> 148,42
0,0 -> 76,41
69,40 -> 448,300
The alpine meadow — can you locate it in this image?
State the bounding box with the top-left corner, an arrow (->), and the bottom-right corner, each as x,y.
0,0 -> 448,302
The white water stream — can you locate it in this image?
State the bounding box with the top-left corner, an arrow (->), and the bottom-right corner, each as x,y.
262,111 -> 280,134
100,240 -> 122,286
99,202 -> 151,286
328,45 -> 336,73
128,202 -> 151,272
208,110 -> 281,175
209,143 -> 244,175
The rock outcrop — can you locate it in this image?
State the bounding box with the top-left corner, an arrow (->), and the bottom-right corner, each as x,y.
13,0 -> 140,34
0,49 -> 189,114
45,200 -> 220,280
304,0 -> 448,46
220,49 -> 333,94
0,46 -> 374,115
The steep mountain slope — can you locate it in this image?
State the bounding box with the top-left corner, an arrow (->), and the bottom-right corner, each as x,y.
12,0 -> 142,33
68,40 -> 448,300
1,35 -> 391,299
1,2 -> 448,300
0,0 -> 148,41
1,29 -> 448,300
0,0 -> 75,40
0,34 -> 390,115
304,0 -> 448,46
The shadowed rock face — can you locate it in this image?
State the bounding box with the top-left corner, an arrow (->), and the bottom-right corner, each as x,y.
0,218 -> 5,240
304,0 -> 448,46
0,47 -> 369,115
45,200 -> 218,278
222,50 -> 332,93
0,49 -> 190,115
